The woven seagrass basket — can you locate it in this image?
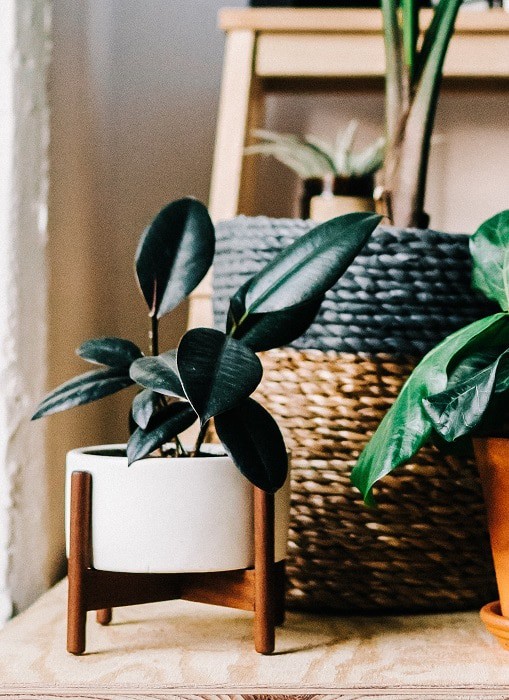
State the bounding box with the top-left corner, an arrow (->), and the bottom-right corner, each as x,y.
213,217 -> 498,614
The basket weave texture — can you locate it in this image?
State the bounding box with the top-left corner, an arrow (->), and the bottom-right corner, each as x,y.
213,217 -> 497,613
256,349 -> 496,613
213,217 -> 495,354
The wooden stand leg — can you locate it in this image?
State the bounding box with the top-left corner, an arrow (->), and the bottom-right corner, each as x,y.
67,471 -> 91,655
65,472 -> 284,655
96,608 -> 112,625
254,488 -> 275,655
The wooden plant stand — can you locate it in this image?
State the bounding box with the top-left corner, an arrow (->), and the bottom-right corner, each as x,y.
67,471 -> 286,656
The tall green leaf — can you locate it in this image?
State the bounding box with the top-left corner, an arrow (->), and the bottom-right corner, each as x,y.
227,294 -> 324,352
381,0 -> 404,142
177,328 -> 263,425
127,401 -> 197,465
415,0 -> 450,83
129,350 -> 185,398
77,337 -> 143,368
470,210 -> 509,311
135,198 -> 215,318
350,312 -> 509,505
32,367 -> 133,420
390,0 -> 462,226
215,398 -> 288,493
402,0 -> 419,82
229,213 -> 380,335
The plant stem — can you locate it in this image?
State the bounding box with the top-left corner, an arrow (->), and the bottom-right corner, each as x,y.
149,314 -> 159,356
175,435 -> 189,458
193,421 -> 209,457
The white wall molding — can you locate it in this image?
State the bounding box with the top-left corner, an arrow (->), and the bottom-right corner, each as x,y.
0,0 -> 51,624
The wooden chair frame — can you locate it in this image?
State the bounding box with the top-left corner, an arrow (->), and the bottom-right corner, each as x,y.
67,470 -> 285,655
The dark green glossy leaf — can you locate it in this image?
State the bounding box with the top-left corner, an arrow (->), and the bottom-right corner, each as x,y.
423,348 -> 509,442
470,210 -> 509,311
227,293 -> 324,352
32,367 -> 133,420
129,350 -> 185,398
350,312 -> 509,505
230,213 -> 381,324
132,388 -> 167,430
215,397 -> 288,493
127,401 -> 197,465
135,198 -> 215,318
177,328 -> 263,425
76,337 -> 143,368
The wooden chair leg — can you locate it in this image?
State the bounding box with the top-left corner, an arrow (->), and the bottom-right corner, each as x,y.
67,471 -> 91,655
254,488 -> 275,654
96,608 -> 112,625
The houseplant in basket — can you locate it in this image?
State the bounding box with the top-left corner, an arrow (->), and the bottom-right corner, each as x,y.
213,0 -> 499,615
350,209 -> 509,647
245,122 -> 384,220
33,196 -> 381,653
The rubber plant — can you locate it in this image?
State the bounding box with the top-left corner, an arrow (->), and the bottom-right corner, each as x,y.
379,0 -> 463,228
351,209 -> 509,505
33,197 -> 381,493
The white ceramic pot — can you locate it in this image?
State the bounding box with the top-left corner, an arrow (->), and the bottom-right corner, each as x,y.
65,444 -> 291,574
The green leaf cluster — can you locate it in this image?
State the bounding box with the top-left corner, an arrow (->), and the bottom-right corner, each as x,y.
33,197 -> 381,492
351,210 -> 509,504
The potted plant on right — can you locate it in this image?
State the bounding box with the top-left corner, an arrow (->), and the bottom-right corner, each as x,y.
350,209 -> 509,648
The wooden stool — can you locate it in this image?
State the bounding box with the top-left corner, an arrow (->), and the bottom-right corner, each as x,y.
67,470 -> 285,655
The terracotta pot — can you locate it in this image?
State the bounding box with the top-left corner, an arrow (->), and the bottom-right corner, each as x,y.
473,437 -> 509,647
65,443 -> 291,574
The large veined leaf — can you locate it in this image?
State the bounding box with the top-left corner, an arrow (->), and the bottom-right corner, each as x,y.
470,210 -> 509,311
127,401 -> 197,465
227,293 -> 324,352
215,398 -> 288,493
177,328 -> 263,425
32,367 -> 134,420
423,348 -> 509,442
135,198 -> 215,318
228,213 -> 381,331
76,337 -> 143,368
350,312 -> 509,505
129,350 -> 185,398
131,388 -> 167,430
